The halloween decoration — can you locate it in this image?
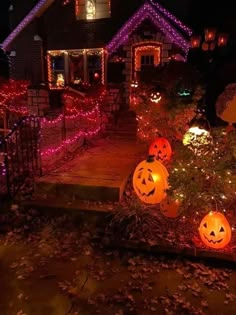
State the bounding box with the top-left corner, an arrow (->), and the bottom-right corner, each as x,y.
133,155 -> 169,204
150,92 -> 161,104
131,80 -> 138,88
160,196 -> 181,218
183,112 -> 212,155
149,137 -> 172,162
177,89 -> 191,97
199,211 -> 231,249
216,83 -> 236,131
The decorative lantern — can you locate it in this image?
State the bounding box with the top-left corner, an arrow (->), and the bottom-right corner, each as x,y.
198,211 -> 231,249
133,155 -> 169,204
149,137 -> 172,162
201,42 -> 209,51
218,33 -> 228,47
183,112 -> 212,155
209,42 -> 216,51
160,196 -> 181,218
150,92 -> 161,104
190,35 -> 201,49
204,28 -> 216,42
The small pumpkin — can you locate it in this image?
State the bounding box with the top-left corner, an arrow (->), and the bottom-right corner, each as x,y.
160,196 -> 181,218
198,211 -> 231,249
149,137 -> 172,162
133,155 -> 169,204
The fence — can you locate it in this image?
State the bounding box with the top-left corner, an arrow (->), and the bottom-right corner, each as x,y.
0,116 -> 41,201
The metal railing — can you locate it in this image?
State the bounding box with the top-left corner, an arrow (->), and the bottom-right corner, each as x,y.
0,116 -> 42,201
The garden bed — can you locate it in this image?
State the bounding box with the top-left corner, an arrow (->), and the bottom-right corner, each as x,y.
101,175 -> 236,265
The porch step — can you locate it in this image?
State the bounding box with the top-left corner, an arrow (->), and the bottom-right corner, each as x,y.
34,138 -> 148,203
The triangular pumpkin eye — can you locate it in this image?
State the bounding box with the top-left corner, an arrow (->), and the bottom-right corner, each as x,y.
137,172 -> 142,179
148,174 -> 154,182
154,145 -> 157,148
203,222 -> 207,228
220,227 -> 225,232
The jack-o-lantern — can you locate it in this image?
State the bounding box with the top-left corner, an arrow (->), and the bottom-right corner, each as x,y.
149,137 -> 172,162
150,92 -> 161,104
160,196 -> 181,218
133,155 -> 169,204
199,211 -> 231,249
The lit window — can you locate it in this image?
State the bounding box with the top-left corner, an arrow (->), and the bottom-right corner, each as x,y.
86,0 -> 95,20
75,0 -> 110,20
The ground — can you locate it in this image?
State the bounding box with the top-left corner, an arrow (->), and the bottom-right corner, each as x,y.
0,205 -> 236,315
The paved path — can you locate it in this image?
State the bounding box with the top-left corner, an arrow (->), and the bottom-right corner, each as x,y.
36,137 -> 148,202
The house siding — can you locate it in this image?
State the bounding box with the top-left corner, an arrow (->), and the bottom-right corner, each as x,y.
9,21 -> 42,83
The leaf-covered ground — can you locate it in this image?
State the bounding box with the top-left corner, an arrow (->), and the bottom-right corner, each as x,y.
0,204 -> 236,315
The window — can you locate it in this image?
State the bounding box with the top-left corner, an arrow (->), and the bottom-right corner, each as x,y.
47,49 -> 104,88
141,55 -> 154,67
47,52 -> 65,88
75,0 -> 110,20
68,52 -> 84,84
87,52 -> 102,84
86,0 -> 96,20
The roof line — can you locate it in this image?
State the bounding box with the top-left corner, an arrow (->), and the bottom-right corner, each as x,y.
106,2 -> 190,55
2,0 -> 54,51
149,0 -> 192,36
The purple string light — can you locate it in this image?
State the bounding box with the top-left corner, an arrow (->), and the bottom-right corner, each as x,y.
2,0 -> 49,50
149,0 -> 192,36
106,3 -> 190,55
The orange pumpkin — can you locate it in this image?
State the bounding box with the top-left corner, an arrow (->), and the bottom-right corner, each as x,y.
149,137 -> 172,162
199,212 -> 231,249
133,155 -> 169,204
160,196 -> 181,218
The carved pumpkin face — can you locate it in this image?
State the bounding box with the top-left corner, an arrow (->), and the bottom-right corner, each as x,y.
199,212 -> 231,249
160,196 -> 181,218
149,137 -> 172,162
133,156 -> 169,204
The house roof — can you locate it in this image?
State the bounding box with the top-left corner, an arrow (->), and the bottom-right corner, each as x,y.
106,2 -> 192,55
2,0 -> 192,53
2,0 -> 54,50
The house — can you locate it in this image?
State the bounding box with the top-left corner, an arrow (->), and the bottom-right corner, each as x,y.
2,0 -> 192,105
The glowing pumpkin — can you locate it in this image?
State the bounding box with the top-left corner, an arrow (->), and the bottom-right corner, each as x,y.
199,211 -> 231,249
160,196 -> 181,218
150,92 -> 161,103
149,137 -> 172,162
133,156 -> 169,204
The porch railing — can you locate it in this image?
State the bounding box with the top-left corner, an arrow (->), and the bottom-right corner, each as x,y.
0,116 -> 42,201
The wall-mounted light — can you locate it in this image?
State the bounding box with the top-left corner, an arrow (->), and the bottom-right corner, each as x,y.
33,35 -> 42,41
9,50 -> 16,57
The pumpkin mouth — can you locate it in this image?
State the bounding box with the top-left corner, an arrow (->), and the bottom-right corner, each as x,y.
203,234 -> 223,244
136,186 -> 156,197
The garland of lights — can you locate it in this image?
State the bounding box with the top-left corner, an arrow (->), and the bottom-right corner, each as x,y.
41,124 -> 101,158
2,0 -> 50,50
149,0 -> 192,36
106,2 -> 190,55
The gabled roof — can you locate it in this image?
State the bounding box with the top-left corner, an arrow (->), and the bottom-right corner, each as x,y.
106,2 -> 192,55
2,0 -> 192,53
2,0 -> 54,50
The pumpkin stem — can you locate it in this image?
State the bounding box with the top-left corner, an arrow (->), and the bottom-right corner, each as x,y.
147,155 -> 155,162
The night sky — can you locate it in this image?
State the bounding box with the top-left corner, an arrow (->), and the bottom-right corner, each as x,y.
1,0 -> 236,41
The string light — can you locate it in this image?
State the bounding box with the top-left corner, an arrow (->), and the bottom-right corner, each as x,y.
2,0 -> 50,50
106,2 -> 190,55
